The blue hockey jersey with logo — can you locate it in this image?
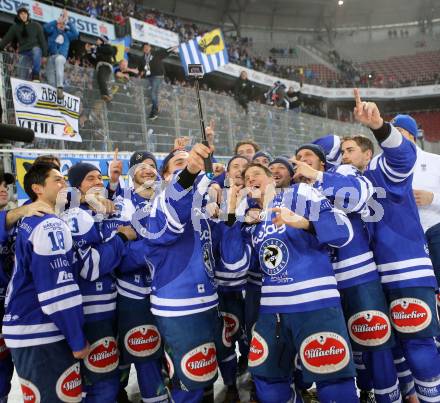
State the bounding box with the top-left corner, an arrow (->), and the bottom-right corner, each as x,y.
363,125 -> 435,290
60,204 -> 128,322
222,183 -> 353,314
121,174 -> 220,317
318,165 -> 379,289
2,214 -> 86,351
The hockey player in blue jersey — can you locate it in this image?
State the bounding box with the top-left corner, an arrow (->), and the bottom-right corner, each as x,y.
108,151 -> 170,403
0,187 -> 57,403
3,162 -> 89,403
293,143 -> 401,403
214,155 -> 250,402
223,162 -> 359,403
341,89 -> 440,403
120,143 -> 237,403
63,162 -> 138,403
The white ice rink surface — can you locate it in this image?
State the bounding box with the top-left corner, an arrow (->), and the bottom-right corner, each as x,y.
7,367 -> 253,402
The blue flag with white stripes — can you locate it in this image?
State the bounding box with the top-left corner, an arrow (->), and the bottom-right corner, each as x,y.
179,28 -> 229,75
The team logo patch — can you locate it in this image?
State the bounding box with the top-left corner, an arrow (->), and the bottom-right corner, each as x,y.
181,343 -> 218,382
248,331 -> 269,367
300,332 -> 350,374
124,325 -> 161,357
259,238 -> 289,276
20,378 -> 41,403
84,337 -> 119,373
165,350 -> 175,379
0,335 -> 10,360
56,363 -> 82,402
221,312 -> 240,347
348,310 -> 391,346
202,242 -> 215,278
390,298 -> 432,333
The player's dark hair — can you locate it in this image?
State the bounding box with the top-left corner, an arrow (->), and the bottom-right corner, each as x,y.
34,154 -> 61,169
234,139 -> 260,155
341,135 -> 374,154
24,162 -> 59,201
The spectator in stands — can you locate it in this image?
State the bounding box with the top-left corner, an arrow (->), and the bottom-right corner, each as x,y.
86,36 -> 117,102
44,10 -> 79,100
234,70 -> 254,113
138,43 -> 175,120
234,139 -> 260,160
285,83 -> 303,112
0,171 -> 15,211
114,59 -> 139,81
0,5 -> 47,82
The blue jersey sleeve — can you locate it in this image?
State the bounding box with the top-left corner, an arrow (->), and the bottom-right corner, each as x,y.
375,124 -> 417,188
118,238 -> 158,274
77,235 -> 128,281
294,183 -> 353,248
29,217 -> 86,352
139,171 -> 202,245
320,165 -> 374,213
0,211 -> 7,243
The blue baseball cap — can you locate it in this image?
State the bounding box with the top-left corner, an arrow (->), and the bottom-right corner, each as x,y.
392,114 -> 419,138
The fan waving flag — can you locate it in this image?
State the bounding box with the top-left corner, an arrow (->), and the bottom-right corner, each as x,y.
179,28 -> 229,75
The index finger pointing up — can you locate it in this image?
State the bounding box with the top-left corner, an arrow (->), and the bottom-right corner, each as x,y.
113,147 -> 119,161
354,88 -> 362,107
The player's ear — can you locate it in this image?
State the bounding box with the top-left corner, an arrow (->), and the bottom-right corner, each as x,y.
31,183 -> 43,198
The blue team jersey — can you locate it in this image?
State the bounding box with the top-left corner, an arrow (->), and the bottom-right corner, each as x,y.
60,204 -> 127,322
318,165 -> 379,289
223,183 -> 353,314
3,214 -> 86,351
121,174 -> 220,317
363,125 -> 435,290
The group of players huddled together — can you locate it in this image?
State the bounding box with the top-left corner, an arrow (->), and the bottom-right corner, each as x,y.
1,89 -> 440,403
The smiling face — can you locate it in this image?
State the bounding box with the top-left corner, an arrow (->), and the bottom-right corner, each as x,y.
133,159 -> 157,187
33,169 -> 67,206
79,170 -> 103,195
269,163 -> 291,188
227,157 -> 248,186
244,165 -> 274,202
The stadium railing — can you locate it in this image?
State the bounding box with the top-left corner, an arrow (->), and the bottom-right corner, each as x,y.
0,51 -> 370,156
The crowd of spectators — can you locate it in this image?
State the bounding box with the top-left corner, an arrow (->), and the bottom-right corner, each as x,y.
35,1 -> 440,90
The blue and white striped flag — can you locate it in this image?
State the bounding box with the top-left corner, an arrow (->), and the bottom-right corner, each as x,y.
179,28 -> 229,75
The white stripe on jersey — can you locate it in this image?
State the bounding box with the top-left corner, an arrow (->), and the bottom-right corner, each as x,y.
335,262 -> 377,282
261,289 -> 340,306
82,291 -> 117,302
263,276 -> 337,293
151,304 -> 217,317
333,251 -> 374,270
150,293 -> 218,307
117,279 -> 150,295
38,284 -> 80,302
380,269 -> 435,284
5,335 -> 65,348
221,245 -> 250,271
2,322 -> 59,335
377,257 -> 432,272
83,301 -> 116,315
41,295 -> 83,315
